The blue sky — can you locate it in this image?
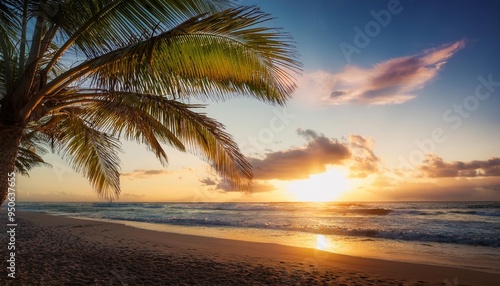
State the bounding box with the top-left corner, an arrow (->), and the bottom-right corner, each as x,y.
20,0 -> 500,202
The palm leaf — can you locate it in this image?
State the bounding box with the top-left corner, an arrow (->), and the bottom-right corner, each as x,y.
39,6 -> 301,106
44,0 -> 233,71
0,0 -> 20,96
43,108 -> 122,200
15,127 -> 51,175
2,1 -> 301,203
81,92 -> 252,190
91,7 -> 300,103
81,91 -> 186,166
0,0 -> 20,38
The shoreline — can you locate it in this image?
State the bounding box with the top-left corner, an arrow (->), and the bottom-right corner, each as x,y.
1,211 -> 499,285
67,214 -> 500,275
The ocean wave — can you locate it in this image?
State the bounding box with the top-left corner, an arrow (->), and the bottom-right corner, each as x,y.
388,209 -> 500,217
87,214 -> 500,248
449,210 -> 500,217
476,211 -> 500,217
166,203 -> 293,212
18,202 -> 500,248
347,208 -> 391,215
91,203 -> 138,208
373,230 -> 500,247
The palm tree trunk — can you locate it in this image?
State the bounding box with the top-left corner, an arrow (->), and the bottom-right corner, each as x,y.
0,125 -> 23,206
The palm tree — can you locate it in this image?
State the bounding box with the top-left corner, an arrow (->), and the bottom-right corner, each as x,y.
0,0 -> 300,205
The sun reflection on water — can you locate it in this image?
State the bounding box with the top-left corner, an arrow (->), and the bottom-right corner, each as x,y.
316,234 -> 329,250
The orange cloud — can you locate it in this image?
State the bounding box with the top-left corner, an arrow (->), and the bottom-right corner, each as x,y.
419,154 -> 500,178
348,134 -> 380,178
121,169 -> 172,179
200,177 -> 276,193
248,129 -> 351,180
200,129 -> 381,192
248,129 -> 379,181
367,176 -> 500,201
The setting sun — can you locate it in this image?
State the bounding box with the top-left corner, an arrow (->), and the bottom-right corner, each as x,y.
287,167 -> 350,202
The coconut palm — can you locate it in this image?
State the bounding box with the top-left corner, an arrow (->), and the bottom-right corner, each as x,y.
0,0 -> 300,205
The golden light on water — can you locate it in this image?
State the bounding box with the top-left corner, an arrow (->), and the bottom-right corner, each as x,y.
287,167 -> 350,202
316,235 -> 329,251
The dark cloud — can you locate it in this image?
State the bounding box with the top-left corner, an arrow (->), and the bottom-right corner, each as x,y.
248,129 -> 351,180
297,128 -> 320,139
330,90 -> 347,98
216,179 -> 277,193
121,169 -> 171,179
419,154 -> 500,178
200,178 -> 276,193
200,177 -> 217,186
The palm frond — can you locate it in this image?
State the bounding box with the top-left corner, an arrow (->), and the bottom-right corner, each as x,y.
44,0 -> 233,72
0,0 -> 20,37
43,108 -> 122,200
15,127 -> 51,175
15,146 -> 50,175
0,59 -> 7,99
80,92 -> 252,190
41,6 -> 301,106
82,91 -> 186,166
1,1 -> 301,203
0,0 -> 20,96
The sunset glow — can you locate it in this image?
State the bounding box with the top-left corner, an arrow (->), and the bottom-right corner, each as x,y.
3,1 -> 500,285
287,168 -> 350,202
315,235 -> 329,251
16,0 -> 500,203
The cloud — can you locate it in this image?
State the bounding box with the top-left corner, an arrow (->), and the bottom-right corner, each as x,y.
247,129 -> 380,181
298,40 -> 465,105
367,176 -> 500,201
352,154 -> 500,201
198,129 -> 377,192
121,169 -> 172,179
419,154 -> 500,178
215,179 -> 277,193
200,177 -> 217,186
348,134 -> 380,178
205,130 -> 381,192
248,129 -> 351,180
199,177 -> 276,193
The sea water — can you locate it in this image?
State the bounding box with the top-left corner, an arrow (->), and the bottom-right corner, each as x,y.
16,201 -> 500,273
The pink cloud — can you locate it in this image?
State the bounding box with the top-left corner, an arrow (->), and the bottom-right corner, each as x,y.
419,154 -> 500,178
299,40 -> 465,105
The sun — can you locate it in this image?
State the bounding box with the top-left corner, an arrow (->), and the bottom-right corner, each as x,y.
287,167 -> 350,202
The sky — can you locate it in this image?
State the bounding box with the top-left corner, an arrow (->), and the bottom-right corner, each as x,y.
19,0 -> 500,202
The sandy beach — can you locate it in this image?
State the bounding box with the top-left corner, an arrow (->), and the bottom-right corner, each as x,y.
1,211 -> 499,286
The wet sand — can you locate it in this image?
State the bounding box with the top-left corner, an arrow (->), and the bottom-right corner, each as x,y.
1,211 -> 498,285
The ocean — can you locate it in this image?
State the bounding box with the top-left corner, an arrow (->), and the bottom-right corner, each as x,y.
15,201 -> 500,273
